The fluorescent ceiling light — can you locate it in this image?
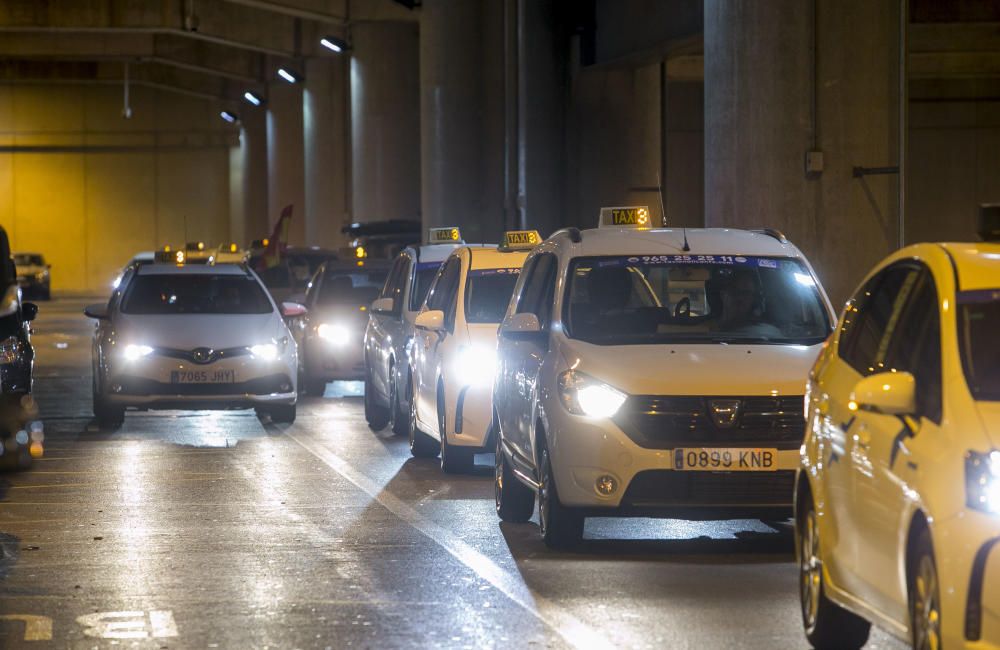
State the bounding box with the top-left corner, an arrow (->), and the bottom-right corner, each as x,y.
243,91 -> 262,106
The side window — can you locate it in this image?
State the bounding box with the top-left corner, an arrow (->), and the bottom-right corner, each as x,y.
516,254 -> 557,328
838,264 -> 920,375
379,255 -> 409,316
304,267 -> 324,306
883,270 -> 942,423
426,257 -> 461,312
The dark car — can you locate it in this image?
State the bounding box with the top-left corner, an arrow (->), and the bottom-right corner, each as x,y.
341,220 -> 421,260
289,260 -> 391,395
248,247 -> 340,304
14,252 -> 51,300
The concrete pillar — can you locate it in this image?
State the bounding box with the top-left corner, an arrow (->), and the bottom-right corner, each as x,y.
304,57 -> 350,249
239,107 -> 268,244
663,78 -> 704,228
419,0 -> 505,243
266,81 -> 306,245
350,21 -> 421,224
704,0 -> 898,304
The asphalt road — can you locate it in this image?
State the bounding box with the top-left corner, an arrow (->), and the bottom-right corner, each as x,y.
0,297 -> 907,649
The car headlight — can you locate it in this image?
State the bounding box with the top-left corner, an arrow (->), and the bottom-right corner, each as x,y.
123,344 -> 154,362
453,345 -> 497,387
317,323 -> 351,346
34,271 -> 47,281
0,336 -> 20,364
558,370 -> 627,418
966,450 -> 1000,514
250,343 -> 279,361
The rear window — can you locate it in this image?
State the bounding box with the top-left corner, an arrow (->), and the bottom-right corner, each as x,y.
121,274 -> 273,315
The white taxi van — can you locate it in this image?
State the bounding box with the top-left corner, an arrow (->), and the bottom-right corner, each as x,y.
364,227 -> 465,434
492,207 -> 836,548
85,255 -> 300,428
408,231 -> 540,472
796,229 -> 1000,648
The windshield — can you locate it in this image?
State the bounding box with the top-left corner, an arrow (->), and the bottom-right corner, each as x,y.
465,268 -> 521,324
958,289 -> 1000,400
14,254 -> 43,266
317,269 -> 388,307
410,262 -> 443,311
564,255 -> 831,345
121,274 -> 273,315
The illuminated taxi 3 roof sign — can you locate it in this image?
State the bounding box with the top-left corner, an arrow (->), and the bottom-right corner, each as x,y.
428,227 -> 463,244
599,206 -> 652,229
499,230 -> 541,251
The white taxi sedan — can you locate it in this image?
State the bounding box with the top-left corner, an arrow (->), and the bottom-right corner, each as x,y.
85,260 -> 300,429
797,242 -> 1000,649
492,207 -> 836,548
408,231 -> 540,472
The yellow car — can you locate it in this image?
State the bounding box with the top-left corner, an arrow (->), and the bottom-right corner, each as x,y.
797,242 -> 1000,649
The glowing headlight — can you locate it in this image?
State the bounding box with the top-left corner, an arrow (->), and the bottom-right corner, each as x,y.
250,343 -> 279,361
123,344 -> 154,361
558,370 -> 627,418
317,323 -> 351,346
454,345 -> 497,386
966,450 -> 1000,515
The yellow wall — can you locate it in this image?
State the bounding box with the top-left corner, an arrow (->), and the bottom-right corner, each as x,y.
0,84 -> 236,293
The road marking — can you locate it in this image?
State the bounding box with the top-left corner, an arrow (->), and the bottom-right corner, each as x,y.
0,614 -> 53,641
285,431 -> 613,650
76,611 -> 178,639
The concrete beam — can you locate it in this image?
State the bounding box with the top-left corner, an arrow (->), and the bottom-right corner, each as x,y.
220,0 -> 345,25
909,22 -> 1000,80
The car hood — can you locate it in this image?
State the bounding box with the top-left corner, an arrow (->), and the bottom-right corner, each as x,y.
974,402 -> 1000,448
557,339 -> 822,396
115,313 -> 284,350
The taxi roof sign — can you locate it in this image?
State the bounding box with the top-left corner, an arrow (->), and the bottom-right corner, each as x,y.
428,227 -> 463,244
599,206 -> 653,229
155,249 -> 186,264
499,230 -> 541,251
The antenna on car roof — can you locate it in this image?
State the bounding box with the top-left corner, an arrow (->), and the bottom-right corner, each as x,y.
655,171 -> 687,251
682,228 -> 690,252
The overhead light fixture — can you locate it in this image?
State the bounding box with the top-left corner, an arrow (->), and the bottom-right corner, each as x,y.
320,36 -> 348,53
243,91 -> 262,106
277,68 -> 300,84
220,110 -> 239,123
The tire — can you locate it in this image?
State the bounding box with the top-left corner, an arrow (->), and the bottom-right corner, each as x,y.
92,376 -> 124,430
304,377 -> 327,397
538,440 -> 583,549
388,366 -> 408,437
908,528 -> 941,650
267,404 -> 296,424
495,422 -> 534,522
797,494 -> 871,649
439,391 -> 473,474
364,367 -> 389,430
408,382 -> 439,458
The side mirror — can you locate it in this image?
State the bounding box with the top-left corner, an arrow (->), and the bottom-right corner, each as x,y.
414,309 -> 445,331
83,303 -> 109,320
500,313 -> 543,340
371,297 -> 394,314
281,302 -> 307,318
21,302 -> 37,322
850,371 -> 916,417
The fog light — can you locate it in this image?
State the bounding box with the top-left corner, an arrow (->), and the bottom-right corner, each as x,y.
595,474 -> 618,496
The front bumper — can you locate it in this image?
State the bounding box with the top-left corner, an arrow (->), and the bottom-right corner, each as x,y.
542,396 -> 799,518
935,509 -> 1000,648
304,335 -> 365,381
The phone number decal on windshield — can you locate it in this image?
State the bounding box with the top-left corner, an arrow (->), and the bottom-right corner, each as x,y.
604,255 -> 779,266
468,268 -> 521,276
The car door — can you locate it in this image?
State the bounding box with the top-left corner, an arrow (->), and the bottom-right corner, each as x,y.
849,266 -> 942,619
821,263 -> 920,596
504,253 -> 557,461
414,256 -> 461,434
367,254 -> 407,399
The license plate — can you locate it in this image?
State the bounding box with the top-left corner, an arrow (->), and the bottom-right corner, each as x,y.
674,448 -> 778,471
170,369 -> 236,384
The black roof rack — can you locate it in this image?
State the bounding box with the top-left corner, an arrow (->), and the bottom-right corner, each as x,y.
752,228 -> 788,243
553,227 -> 582,243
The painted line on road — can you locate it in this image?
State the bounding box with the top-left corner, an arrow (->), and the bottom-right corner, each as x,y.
285,431 -> 614,650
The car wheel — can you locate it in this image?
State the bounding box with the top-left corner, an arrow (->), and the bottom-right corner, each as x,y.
268,404 -> 296,424
798,494 -> 870,649
538,440 -> 583,549
304,377 -> 327,397
92,376 -> 124,431
908,528 -> 941,650
364,367 -> 389,430
408,383 -> 439,458
495,421 -> 534,522
439,390 -> 472,474
389,367 -> 408,437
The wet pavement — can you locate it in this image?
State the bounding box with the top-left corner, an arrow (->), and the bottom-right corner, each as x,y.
0,297 -> 906,649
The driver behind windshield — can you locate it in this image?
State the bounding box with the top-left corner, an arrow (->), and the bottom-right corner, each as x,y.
713,269 -> 783,338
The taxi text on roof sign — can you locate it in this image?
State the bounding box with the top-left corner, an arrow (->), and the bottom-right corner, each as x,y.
428,227 -> 462,244
500,230 -> 542,251
599,206 -> 652,228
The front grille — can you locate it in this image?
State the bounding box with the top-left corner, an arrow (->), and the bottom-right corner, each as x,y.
622,470 -> 796,507
118,373 -> 291,396
612,395 -> 804,449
